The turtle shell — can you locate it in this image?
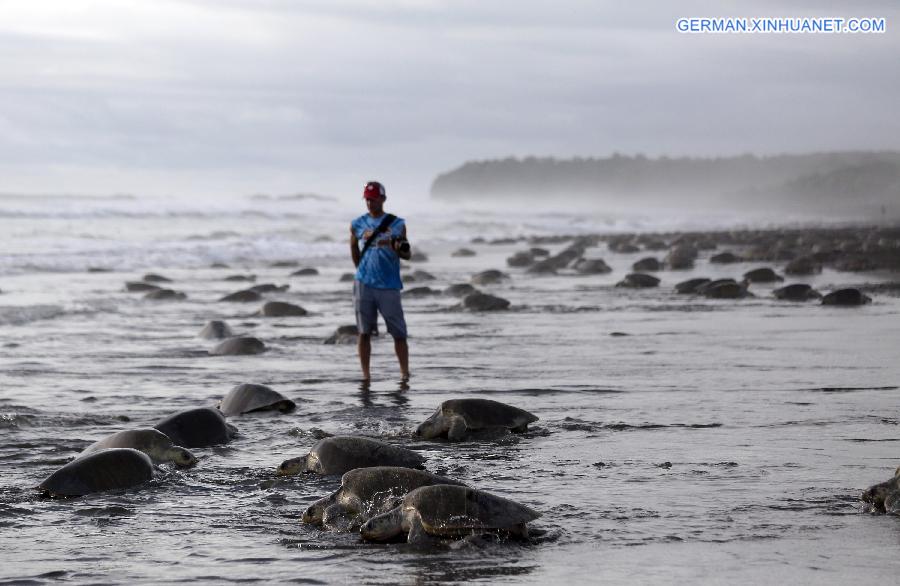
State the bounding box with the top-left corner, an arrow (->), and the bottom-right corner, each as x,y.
218,383 -> 295,416
822,288 -> 872,306
341,467 -> 466,504
743,267 -> 783,283
773,284 -> 820,301
80,429 -> 175,462
442,399 -> 538,431
39,448 -> 154,497
209,336 -> 266,356
310,436 -> 425,475
154,407 -> 236,448
403,485 -> 540,535
674,278 -> 711,294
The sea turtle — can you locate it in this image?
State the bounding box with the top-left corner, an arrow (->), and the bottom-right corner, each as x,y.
444,283 -> 477,297
773,283 -> 821,301
258,301 -> 307,317
535,248 -> 582,272
125,281 -> 161,292
702,279 -> 750,299
276,436 -> 425,476
609,239 -> 640,253
674,278 -> 711,294
79,428 -> 197,467
291,268 -> 319,276
615,273 -> 660,288
632,257 -> 661,272
821,288 -> 872,306
323,325 -> 360,345
404,286 -> 441,298
861,466 -> 900,513
219,289 -> 262,302
462,292 -> 510,311
470,270 -> 509,286
154,407 -> 237,448
664,245 -> 697,269
360,485 -> 541,544
743,267 -> 784,283
37,448 -> 154,498
144,289 -> 186,300
784,256 -> 822,275
415,398 -> 538,441
218,383 -> 296,416
574,258 -> 612,275
248,283 -> 289,293
210,336 -> 266,355
710,252 -> 742,264
198,320 -> 233,339
302,467 -> 468,531
506,251 -> 535,268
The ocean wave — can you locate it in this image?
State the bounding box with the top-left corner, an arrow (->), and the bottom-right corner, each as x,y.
0,237 -> 347,276
0,304 -> 66,326
0,299 -> 118,326
0,194 -> 349,222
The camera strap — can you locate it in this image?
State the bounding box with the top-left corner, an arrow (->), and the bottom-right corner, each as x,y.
359,213 -> 397,260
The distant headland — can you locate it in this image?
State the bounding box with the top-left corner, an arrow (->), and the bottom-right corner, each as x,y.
431,151 -> 900,218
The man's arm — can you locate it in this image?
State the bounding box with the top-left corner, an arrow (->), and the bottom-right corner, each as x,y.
395,225 -> 412,261
350,224 -> 361,268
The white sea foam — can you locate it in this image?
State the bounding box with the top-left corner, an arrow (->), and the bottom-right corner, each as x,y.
0,194 -> 871,276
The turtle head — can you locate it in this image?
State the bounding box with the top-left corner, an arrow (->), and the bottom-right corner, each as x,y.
301,495 -> 335,525
360,506 -> 405,542
276,455 -> 309,476
415,411 -> 444,439
167,446 -> 198,468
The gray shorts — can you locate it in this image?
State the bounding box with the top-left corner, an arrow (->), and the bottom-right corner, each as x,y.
354,280 -> 408,339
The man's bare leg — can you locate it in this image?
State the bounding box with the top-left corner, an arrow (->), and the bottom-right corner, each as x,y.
394,337 -> 409,381
358,333 -> 372,381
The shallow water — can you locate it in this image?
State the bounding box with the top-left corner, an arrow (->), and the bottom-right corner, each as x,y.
1,195 -> 899,584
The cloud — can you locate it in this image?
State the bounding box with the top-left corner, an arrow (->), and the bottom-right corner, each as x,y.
0,0 -> 897,199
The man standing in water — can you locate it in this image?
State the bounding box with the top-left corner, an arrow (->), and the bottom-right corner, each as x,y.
350,181 -> 411,382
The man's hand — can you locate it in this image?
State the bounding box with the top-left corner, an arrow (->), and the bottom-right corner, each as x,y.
394,226 -> 412,261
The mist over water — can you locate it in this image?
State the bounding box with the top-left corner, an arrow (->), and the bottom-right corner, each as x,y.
1,194 -> 899,584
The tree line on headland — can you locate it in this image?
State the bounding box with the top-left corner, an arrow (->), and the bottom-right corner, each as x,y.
430,152 -> 900,218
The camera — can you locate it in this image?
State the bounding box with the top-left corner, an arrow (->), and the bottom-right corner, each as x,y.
392,236 -> 411,255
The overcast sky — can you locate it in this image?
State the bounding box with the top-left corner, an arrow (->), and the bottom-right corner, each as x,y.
0,0 -> 897,203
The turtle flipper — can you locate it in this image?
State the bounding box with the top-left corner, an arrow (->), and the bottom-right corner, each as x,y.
885,490 -> 900,515
447,416 -> 468,441
506,522 -> 530,540
406,512 -> 439,547
322,504 -> 352,531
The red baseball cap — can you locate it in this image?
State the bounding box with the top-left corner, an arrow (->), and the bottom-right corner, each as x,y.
363,181 -> 386,200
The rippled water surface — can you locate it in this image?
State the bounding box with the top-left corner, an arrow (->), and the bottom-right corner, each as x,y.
1,195 -> 899,584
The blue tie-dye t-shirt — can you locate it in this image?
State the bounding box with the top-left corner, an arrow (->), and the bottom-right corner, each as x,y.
352,213 -> 406,290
